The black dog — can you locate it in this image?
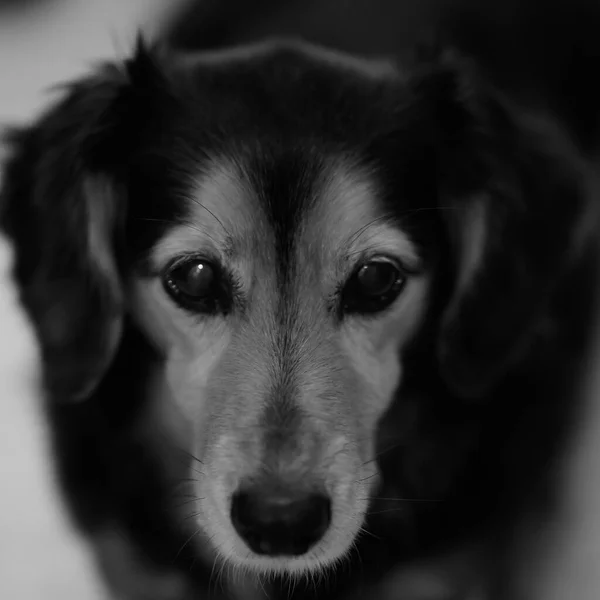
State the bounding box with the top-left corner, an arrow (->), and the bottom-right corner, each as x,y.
2,1 -> 600,598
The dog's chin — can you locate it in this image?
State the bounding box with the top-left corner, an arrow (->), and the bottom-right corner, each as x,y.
210,538 -> 353,579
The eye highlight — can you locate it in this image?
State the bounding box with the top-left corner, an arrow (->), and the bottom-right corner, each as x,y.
162,257 -> 231,314
341,257 -> 407,315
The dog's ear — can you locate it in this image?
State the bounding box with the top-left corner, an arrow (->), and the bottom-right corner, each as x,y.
0,40 -> 168,402
412,48 -> 592,398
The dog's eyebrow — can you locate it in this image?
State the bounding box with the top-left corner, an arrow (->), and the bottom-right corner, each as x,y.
144,224 -> 234,271
305,161 -> 424,275
342,222 -> 424,273
138,159 -> 269,276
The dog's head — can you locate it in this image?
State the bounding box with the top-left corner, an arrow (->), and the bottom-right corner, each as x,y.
0,38 -> 588,577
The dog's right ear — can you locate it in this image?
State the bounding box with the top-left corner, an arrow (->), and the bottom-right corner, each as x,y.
0,40 -> 168,402
408,46 -> 593,398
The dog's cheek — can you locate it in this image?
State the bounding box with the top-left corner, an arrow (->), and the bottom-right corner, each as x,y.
343,330 -> 402,418
339,278 -> 432,448
163,333 -> 231,450
130,280 -> 232,445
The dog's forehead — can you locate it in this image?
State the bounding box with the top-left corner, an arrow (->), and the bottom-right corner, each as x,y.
149,152 -> 420,278
137,41 -> 426,274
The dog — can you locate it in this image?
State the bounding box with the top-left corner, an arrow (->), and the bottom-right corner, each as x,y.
2,1 -> 600,598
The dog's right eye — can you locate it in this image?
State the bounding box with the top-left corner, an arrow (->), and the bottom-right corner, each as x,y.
163,259 -> 227,314
341,258 -> 407,316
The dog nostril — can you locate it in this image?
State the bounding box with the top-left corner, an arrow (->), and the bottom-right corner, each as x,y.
230,487 -> 331,556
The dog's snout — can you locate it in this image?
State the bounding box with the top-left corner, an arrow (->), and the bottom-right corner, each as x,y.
230,486 -> 331,556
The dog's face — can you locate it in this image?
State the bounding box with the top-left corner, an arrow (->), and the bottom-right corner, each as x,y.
0,38 -> 588,580
122,44 -> 442,575
131,154 -> 432,573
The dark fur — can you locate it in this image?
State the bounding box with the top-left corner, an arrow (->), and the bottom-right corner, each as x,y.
1,2 -> 600,598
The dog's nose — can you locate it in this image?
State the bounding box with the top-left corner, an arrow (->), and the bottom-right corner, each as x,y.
230,486 -> 331,556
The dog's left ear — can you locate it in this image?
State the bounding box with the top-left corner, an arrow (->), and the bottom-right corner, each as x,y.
0,41 -> 168,402
412,48 -> 593,398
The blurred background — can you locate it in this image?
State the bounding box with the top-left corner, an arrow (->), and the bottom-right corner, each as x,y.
0,0 -> 178,122
0,0 -> 177,122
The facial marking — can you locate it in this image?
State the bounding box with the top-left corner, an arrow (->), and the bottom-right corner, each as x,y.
150,160 -> 272,269
296,159 -> 430,432
303,162 -> 422,282
130,154 -> 431,578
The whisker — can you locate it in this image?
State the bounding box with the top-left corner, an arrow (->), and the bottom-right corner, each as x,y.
355,472 -> 379,484
256,570 -> 268,598
170,492 -> 198,499
367,507 -> 416,516
216,553 -> 229,595
188,465 -> 206,477
135,217 -> 222,247
152,432 -> 207,470
347,213 -> 396,247
182,510 -> 204,522
359,525 -> 382,541
176,478 -> 201,485
174,447 -> 206,467
170,491 -> 200,500
343,206 -> 462,262
362,440 -> 405,466
174,496 -> 206,509
186,196 -> 231,238
286,572 -> 295,598
173,527 -> 201,563
347,513 -> 382,542
345,207 -> 459,252
206,535 -> 220,593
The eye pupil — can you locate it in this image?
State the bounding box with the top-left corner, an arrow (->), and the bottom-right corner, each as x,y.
341,258 -> 406,315
356,262 -> 398,297
171,261 -> 215,297
163,258 -> 227,314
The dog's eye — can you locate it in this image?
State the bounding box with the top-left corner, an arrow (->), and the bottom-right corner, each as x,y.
163,259 -> 226,313
342,258 -> 406,315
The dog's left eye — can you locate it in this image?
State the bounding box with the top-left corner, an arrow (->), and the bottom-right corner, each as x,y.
342,258 -> 407,315
163,259 -> 227,313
